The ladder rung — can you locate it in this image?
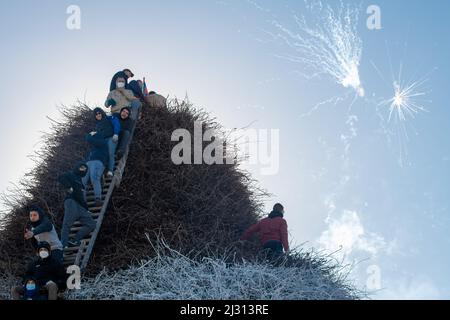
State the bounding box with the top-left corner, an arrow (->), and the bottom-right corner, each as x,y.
86,191 -> 107,197
63,242 -> 91,252
86,187 -> 109,193
64,248 -> 88,257
73,219 -> 98,227
87,200 -> 105,206
63,254 -> 85,262
64,252 -> 86,260
69,230 -> 94,237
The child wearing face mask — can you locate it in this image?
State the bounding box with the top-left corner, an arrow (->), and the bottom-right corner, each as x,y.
10,242 -> 66,300
23,279 -> 39,300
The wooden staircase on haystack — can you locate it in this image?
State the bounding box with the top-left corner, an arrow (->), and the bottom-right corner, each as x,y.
62,117 -> 139,270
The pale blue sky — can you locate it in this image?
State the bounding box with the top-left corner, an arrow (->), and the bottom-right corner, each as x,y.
0,0 -> 449,299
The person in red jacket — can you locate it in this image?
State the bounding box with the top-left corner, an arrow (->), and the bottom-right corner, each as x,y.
240,203 -> 289,256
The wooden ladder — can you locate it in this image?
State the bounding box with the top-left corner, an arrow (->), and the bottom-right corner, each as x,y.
62,119 -> 138,271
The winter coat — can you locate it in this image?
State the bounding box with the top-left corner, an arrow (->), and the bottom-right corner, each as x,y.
144,92 -> 167,109
240,211 -> 289,252
93,108 -> 120,139
110,70 -> 130,92
113,108 -> 134,132
58,162 -> 89,210
85,133 -> 109,167
26,208 -> 63,251
105,89 -> 137,114
24,256 -> 66,288
94,108 -> 120,139
128,80 -> 146,100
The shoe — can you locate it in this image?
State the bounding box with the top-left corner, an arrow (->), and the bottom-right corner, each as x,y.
106,171 -> 113,178
67,240 -> 80,248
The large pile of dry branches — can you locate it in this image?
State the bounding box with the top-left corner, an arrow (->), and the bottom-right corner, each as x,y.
0,99 -> 362,300
66,237 -> 361,300
0,100 -> 266,276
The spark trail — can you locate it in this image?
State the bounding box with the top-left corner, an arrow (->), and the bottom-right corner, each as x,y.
380,76 -> 429,123
370,55 -> 434,167
266,0 -> 365,97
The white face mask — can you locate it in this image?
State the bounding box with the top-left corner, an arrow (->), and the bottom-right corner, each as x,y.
117,82 -> 125,89
39,250 -> 49,259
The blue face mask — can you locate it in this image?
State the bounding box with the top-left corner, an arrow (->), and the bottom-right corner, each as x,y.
26,283 -> 36,291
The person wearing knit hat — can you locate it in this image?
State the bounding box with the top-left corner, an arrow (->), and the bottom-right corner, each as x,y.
240,203 -> 290,259
25,205 -> 64,264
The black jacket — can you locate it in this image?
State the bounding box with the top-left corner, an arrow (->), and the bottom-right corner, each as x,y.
58,162 -> 88,209
27,208 -> 52,236
113,108 -> 134,132
94,108 -> 120,139
110,71 -> 130,92
85,133 -> 109,167
128,80 -> 145,100
25,256 -> 66,288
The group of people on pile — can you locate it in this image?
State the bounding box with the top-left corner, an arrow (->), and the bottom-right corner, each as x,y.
8,68 -> 290,300
10,69 -> 166,300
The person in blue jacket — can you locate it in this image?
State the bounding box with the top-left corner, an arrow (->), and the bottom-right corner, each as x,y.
93,108 -> 120,177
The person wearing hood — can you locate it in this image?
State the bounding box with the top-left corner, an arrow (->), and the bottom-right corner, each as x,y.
105,77 -> 142,121
240,203 -> 289,256
82,131 -> 108,205
93,107 -> 121,177
128,79 -> 146,101
59,162 -> 96,248
113,107 -> 134,160
11,241 -> 66,300
109,68 -> 134,92
24,206 -> 64,264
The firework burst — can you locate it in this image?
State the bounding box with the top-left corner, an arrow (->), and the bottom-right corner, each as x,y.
267,0 -> 365,97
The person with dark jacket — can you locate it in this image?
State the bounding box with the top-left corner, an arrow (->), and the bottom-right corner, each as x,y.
11,242 -> 67,300
24,206 -> 64,264
240,203 -> 290,256
113,107 -> 134,160
93,108 -> 121,177
58,162 -> 89,209
59,162 -> 96,248
109,68 -> 134,92
128,79 -> 146,100
82,131 -> 108,205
